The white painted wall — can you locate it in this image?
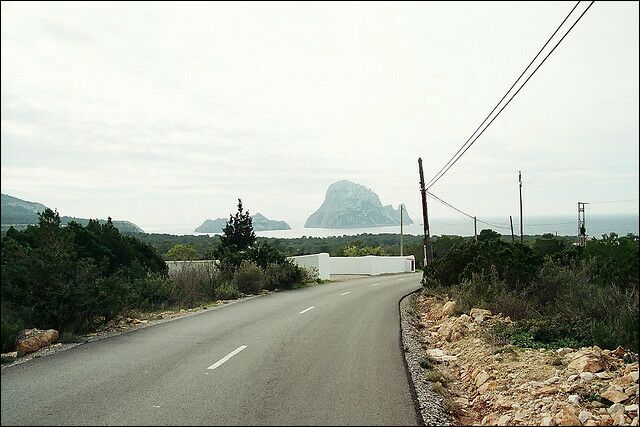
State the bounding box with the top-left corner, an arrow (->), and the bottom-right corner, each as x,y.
166,260 -> 217,275
289,254 -> 415,277
330,255 -> 415,276
287,253 -> 330,280
167,253 -> 413,279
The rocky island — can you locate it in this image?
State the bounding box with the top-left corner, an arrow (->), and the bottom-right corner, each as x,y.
195,212 -> 290,233
305,180 -> 413,228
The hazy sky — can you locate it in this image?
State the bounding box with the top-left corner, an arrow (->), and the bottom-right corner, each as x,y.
2,1 -> 638,233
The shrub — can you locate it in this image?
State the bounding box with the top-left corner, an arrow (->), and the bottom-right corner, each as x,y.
169,262 -> 219,307
232,260 -> 265,294
0,305 -> 27,353
214,281 -> 241,300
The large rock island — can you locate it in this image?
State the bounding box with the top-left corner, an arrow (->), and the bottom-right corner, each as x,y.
195,212 -> 290,233
305,180 -> 413,228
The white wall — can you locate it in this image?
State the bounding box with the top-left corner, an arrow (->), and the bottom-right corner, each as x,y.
167,253 -> 413,279
287,253 -> 330,280
329,255 -> 415,276
166,260 -> 217,275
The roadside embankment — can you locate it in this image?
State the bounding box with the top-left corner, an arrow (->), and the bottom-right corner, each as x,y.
410,292 -> 639,426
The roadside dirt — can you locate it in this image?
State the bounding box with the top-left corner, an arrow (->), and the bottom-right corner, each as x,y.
415,292 -> 639,426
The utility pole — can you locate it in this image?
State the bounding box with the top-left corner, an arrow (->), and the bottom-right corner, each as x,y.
400,205 -> 404,257
474,216 -> 478,242
519,171 -> 523,243
418,158 -> 433,266
509,215 -> 515,243
578,202 -> 588,246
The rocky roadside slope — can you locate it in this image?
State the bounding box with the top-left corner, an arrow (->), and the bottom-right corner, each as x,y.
412,292 -> 639,426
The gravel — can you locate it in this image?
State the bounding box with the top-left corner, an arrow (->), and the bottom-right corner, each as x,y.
400,291 -> 452,426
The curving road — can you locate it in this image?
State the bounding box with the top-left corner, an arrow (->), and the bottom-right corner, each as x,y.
1,273 -> 422,426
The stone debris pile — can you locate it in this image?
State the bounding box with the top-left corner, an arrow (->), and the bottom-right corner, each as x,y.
417,295 -> 639,426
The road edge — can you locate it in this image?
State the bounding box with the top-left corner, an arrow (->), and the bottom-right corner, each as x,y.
399,288 -> 452,426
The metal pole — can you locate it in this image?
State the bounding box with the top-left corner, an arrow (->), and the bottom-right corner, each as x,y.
400,205 -> 404,257
519,171 -> 523,243
418,158 -> 433,266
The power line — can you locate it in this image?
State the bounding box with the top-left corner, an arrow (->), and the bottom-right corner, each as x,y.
427,190 -> 512,231
426,1 -> 594,189
425,0 -> 580,189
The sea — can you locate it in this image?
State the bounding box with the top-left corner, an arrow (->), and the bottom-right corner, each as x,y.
150,214 -> 639,239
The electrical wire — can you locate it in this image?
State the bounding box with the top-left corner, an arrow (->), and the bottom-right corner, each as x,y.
426,1 -> 595,189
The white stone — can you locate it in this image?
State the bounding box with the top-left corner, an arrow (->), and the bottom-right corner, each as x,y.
595,371 -> 613,379
578,411 -> 592,424
546,376 -> 561,384
568,374 -> 579,382
541,416 -> 555,426
580,372 -> 594,382
556,347 -> 573,357
626,404 -> 639,413
568,395 -> 580,405
608,403 -> 625,415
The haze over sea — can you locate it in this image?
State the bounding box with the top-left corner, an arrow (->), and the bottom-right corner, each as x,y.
150,214 -> 639,239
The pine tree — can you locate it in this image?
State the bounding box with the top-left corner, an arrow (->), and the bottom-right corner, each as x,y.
219,199 -> 256,251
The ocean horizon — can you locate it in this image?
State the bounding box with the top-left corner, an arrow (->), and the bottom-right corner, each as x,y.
148,213 -> 639,239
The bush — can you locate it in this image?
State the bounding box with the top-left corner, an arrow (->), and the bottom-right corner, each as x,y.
169,262 -> 219,307
232,260 -> 265,294
1,305 -> 27,353
214,281 -> 241,300
424,233 -> 639,353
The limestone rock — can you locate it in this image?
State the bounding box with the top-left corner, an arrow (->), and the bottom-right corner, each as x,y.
476,370 -> 491,388
478,380 -> 497,395
567,348 -> 605,373
580,372 -> 594,382
441,301 -> 456,317
568,395 -> 580,405
602,388 -> 629,404
608,403 -> 625,415
15,328 -> 59,354
556,406 -> 580,426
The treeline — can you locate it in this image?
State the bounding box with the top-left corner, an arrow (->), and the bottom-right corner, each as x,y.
423,231 -> 639,353
136,230 -> 576,270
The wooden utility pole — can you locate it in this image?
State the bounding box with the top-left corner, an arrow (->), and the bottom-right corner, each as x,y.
519,171 -> 523,243
400,205 -> 404,257
474,216 -> 478,242
509,215 -> 515,243
418,158 -> 433,266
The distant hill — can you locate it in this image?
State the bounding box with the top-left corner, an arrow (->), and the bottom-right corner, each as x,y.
1,194 -> 144,233
305,180 -> 413,228
195,212 -> 291,233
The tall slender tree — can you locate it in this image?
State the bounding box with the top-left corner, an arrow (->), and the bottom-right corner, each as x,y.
219,199 -> 256,251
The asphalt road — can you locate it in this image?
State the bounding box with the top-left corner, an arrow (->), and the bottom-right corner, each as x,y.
1,273 -> 422,426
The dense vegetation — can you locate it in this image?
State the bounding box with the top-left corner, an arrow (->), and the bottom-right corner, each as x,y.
1,209 -> 169,352
1,202 -> 315,353
422,231 -> 639,353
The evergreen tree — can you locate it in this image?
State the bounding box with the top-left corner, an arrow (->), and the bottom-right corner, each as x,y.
219,199 -> 256,251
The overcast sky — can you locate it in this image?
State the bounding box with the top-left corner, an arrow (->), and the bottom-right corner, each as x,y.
1,1 -> 638,233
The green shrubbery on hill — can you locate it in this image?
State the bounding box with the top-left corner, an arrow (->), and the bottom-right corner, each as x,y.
422,231 -> 640,353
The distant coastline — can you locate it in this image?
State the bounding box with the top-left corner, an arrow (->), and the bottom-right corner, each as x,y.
149,213 -> 639,238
